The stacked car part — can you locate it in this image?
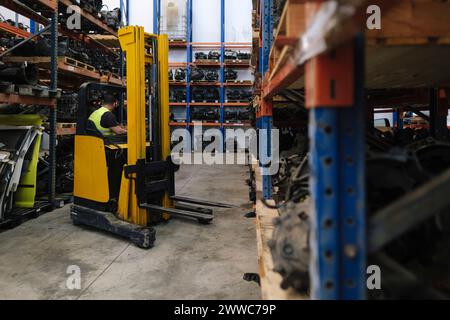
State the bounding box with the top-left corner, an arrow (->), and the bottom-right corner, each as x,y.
192,88 -> 220,102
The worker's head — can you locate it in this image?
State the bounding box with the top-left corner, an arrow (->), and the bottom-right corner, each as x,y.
103,94 -> 117,110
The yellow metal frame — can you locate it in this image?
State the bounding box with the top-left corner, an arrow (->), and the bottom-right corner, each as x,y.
117,26 -> 172,225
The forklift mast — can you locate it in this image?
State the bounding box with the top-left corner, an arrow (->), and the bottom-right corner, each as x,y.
117,26 -> 172,225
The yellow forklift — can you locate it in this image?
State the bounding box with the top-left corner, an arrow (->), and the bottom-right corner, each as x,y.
71,26 -> 232,248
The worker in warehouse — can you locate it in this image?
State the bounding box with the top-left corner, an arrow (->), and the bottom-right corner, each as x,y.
88,94 -> 127,136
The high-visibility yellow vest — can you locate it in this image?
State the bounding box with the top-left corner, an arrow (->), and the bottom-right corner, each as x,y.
88,107 -> 113,136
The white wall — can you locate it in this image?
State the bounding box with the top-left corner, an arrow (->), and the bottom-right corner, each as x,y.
225,0 -> 252,42
128,0 -> 253,40
192,0 -> 221,42
129,0 -> 154,32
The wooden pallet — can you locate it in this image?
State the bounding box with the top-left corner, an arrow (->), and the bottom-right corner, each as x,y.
269,0 -> 305,81
62,57 -> 96,72
57,122 -> 77,129
56,123 -> 77,136
252,158 -> 307,300
3,56 -> 98,74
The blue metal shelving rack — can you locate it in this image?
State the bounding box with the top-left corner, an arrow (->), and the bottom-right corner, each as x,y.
259,0 -> 273,200
307,36 -> 367,300
257,0 -> 367,300
159,0 -> 253,138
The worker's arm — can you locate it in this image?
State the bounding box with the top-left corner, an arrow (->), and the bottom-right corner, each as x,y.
110,125 -> 127,135
101,112 -> 126,135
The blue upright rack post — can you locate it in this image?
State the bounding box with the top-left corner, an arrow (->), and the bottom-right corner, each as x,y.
308,35 -> 366,300
30,20 -> 37,34
259,0 -> 274,200
153,0 -> 160,34
220,0 -> 226,145
186,0 -> 193,127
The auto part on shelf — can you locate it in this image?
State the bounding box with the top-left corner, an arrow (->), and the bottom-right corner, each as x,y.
224,49 -> 238,60
195,52 -> 208,60
9,35 -> 120,74
0,63 -> 38,85
208,51 -> 220,61
168,69 -> 174,81
78,0 -> 103,13
224,68 -> 238,81
269,199 -> 311,293
192,87 -> 219,102
239,90 -> 253,101
170,88 -> 187,102
226,89 -> 252,102
237,51 -> 251,60
174,68 -> 187,81
413,140 -> 450,177
100,7 -> 122,30
191,107 -> 219,122
224,107 -> 250,122
268,139 -> 450,294
205,70 -> 219,82
57,92 -> 79,121
190,68 -> 205,81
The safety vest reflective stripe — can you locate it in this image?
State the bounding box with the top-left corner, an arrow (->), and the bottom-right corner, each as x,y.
89,107 -> 113,136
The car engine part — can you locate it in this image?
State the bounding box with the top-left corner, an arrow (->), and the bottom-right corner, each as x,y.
237,51 -> 251,60
192,87 -> 219,102
224,68 -> 238,81
174,68 -> 186,81
226,89 -> 253,102
195,52 -> 208,60
224,107 -> 250,122
57,92 -> 79,121
190,68 -> 205,81
191,107 -> 219,122
100,7 -> 122,30
170,88 -> 187,102
269,199 -> 311,293
208,51 -> 221,61
204,70 -> 219,82
224,49 -> 238,61
0,63 -> 38,85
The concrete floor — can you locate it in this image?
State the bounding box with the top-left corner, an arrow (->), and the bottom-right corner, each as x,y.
0,164 -> 260,300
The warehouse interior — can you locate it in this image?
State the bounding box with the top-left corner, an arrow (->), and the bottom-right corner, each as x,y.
1,0 -> 450,301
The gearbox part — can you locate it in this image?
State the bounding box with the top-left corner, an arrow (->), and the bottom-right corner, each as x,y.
269,199 -> 311,293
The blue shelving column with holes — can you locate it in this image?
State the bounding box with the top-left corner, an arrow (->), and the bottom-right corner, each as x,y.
259,0 -> 274,200
307,35 -> 367,300
220,0 -> 225,133
186,0 -> 193,126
